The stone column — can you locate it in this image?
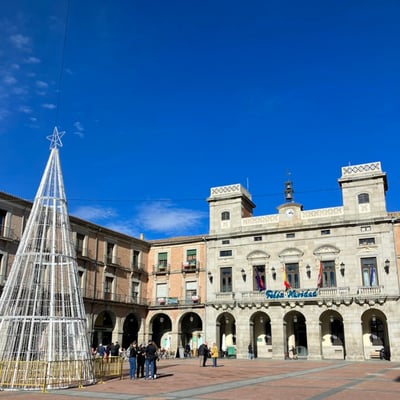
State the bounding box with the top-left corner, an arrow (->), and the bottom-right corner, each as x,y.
306,319 -> 322,360
343,316 -> 364,361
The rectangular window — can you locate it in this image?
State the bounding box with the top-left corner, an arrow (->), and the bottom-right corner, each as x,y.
158,252 -> 168,269
360,226 -> 371,232
131,281 -> 139,302
321,229 -> 331,235
220,250 -> 232,257
361,257 -> 378,286
104,276 -> 113,300
132,250 -> 140,269
254,236 -> 262,241
286,233 -> 295,239
0,253 -> 3,283
286,263 -> 299,288
0,209 -> 7,237
222,240 -> 230,245
76,233 -> 85,256
321,260 -> 336,288
359,238 -> 375,246
186,249 -> 197,266
221,267 -> 232,292
77,269 -> 85,293
185,280 -> 197,300
106,242 -> 114,264
156,282 -> 168,303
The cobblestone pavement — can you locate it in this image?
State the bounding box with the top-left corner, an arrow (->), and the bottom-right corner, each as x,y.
0,357 -> 399,400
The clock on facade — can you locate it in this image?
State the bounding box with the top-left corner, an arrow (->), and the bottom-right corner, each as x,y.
286,208 -> 294,217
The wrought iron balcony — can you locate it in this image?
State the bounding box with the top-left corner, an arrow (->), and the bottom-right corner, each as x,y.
182,260 -> 200,272
149,295 -> 202,308
80,288 -> 148,305
153,264 -> 170,275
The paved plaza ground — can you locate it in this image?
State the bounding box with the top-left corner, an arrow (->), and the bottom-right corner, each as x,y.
0,357 -> 399,400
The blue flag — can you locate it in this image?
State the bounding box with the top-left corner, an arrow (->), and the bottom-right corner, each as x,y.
370,267 -> 376,286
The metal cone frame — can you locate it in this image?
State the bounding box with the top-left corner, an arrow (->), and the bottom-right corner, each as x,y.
0,128 -> 95,390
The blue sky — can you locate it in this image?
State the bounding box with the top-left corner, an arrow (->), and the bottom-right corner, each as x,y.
1,1 -> 400,240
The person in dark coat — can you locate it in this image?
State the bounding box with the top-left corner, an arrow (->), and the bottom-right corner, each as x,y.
136,344 -> 145,378
198,342 -> 209,367
145,340 -> 157,380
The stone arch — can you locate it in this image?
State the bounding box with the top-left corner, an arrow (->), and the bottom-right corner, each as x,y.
122,313 -> 140,349
361,309 -> 390,360
93,310 -> 115,349
249,311 -> 272,358
319,310 -> 345,359
217,312 -> 236,357
179,311 -> 203,357
283,311 -> 307,359
150,313 -> 172,349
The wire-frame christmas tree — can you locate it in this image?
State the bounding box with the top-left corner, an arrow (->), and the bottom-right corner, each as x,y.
0,127 -> 95,390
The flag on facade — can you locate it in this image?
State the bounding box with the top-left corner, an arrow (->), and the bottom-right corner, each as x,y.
255,267 -> 265,291
283,267 -> 291,290
370,266 -> 376,286
317,262 -> 323,288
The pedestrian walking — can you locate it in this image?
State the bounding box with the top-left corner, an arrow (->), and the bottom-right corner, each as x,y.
248,343 -> 254,360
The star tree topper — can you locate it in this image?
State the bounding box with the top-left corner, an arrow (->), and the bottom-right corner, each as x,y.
46,126 -> 65,149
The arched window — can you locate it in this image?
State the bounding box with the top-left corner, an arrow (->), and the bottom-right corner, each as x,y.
221,211 -> 230,221
358,193 -> 370,204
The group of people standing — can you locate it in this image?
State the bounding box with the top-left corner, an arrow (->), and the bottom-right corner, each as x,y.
93,341 -> 121,360
127,340 -> 159,380
198,342 -> 219,367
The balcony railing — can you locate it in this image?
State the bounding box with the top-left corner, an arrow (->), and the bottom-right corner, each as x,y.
104,255 -> 121,266
153,264 -> 170,274
75,248 -> 93,259
210,285 -> 389,306
182,261 -> 200,272
131,262 -> 145,272
81,288 -> 148,305
149,295 -> 202,307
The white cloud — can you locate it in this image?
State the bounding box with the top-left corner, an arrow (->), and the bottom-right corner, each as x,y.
4,75 -> 16,85
36,80 -> 48,89
0,109 -> 10,121
137,201 -> 206,234
42,103 -> 56,109
105,222 -> 139,237
13,87 -> 28,95
73,121 -> 85,137
19,105 -> 32,114
10,34 -> 31,50
25,56 -> 40,64
70,201 -> 206,239
71,205 -> 117,221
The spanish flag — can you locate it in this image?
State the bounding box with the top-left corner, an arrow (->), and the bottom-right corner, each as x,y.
283,268 -> 291,290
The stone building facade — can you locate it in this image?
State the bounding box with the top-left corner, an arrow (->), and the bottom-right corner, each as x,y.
206,162 -> 400,361
1,161 -> 399,361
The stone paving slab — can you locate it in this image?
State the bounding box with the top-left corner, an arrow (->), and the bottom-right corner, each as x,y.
0,358 -> 399,400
